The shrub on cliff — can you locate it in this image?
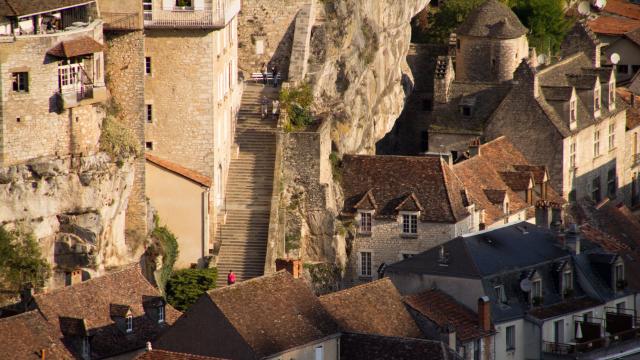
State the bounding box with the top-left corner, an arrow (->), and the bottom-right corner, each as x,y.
165,268 -> 217,311
151,217 -> 179,294
100,117 -> 141,160
0,227 -> 51,291
280,82 -> 314,131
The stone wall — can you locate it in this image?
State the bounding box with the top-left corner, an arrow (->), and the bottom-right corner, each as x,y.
288,1 -> 316,82
237,0 -> 309,78
104,30 -> 148,240
456,35 -> 529,83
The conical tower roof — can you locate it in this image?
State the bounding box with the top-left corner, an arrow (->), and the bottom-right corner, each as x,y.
456,0 -> 528,39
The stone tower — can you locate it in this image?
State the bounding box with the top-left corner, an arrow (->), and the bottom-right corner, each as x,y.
454,0 -> 529,83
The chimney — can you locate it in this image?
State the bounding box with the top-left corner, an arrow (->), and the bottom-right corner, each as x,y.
529,47 -> 538,67
478,296 -> 491,332
40,349 -> 46,360
468,138 -> 481,157
275,258 -> 302,279
566,224 -> 581,255
71,269 -> 82,285
535,203 -> 552,229
441,324 -> 456,350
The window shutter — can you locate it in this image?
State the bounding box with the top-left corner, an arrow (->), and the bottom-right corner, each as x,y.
194,0 -> 204,10
162,0 -> 173,10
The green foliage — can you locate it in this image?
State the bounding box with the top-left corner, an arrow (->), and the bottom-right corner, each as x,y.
285,233 -> 301,253
165,268 -> 217,311
303,262 -> 342,294
152,218 -> 179,294
329,151 -> 342,183
100,117 -> 141,160
0,227 -> 51,291
280,83 -> 314,131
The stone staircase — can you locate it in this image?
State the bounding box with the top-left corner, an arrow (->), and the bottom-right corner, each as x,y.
215,83 -> 279,286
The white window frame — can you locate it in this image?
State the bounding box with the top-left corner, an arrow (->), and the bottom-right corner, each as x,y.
569,139 -> 576,170
608,123 -> 615,150
593,129 -> 600,157
358,250 -> 373,277
158,305 -> 165,324
494,285 -> 506,303
314,345 -> 324,360
594,85 -> 601,111
359,211 -> 372,234
126,315 -> 133,333
506,325 -> 516,351
570,99 -> 576,123
401,212 -> 418,235
531,278 -> 542,301
563,270 -> 573,292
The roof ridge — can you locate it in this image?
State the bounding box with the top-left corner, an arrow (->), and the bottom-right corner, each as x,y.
34,263 -> 141,298
208,270 -> 290,295
320,278 -> 392,299
440,159 -> 459,223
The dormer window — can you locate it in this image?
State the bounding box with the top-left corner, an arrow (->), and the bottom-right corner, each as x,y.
570,99 -> 577,123
608,81 -> 616,110
359,211 -> 372,234
594,86 -> 601,112
531,278 -> 542,305
126,315 -> 133,333
494,285 -> 507,304
460,105 -> 472,117
615,261 -> 625,291
401,212 -> 418,235
158,305 -> 165,324
562,270 -> 573,297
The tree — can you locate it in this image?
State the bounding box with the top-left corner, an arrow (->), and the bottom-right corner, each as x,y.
0,227 -> 51,291
165,268 -> 217,311
513,0 -> 572,55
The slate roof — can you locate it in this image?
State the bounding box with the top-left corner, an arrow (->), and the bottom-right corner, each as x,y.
319,278 -> 423,338
339,332 -> 460,360
31,264 -> 181,359
527,297 -> 602,320
404,289 -> 494,342
47,37 -> 104,58
0,311 -> 73,359
541,86 -> 573,101
135,350 -> 228,360
455,0 -> 527,39
146,153 -> 212,187
341,155 -> 471,223
624,27 -> 640,46
0,0 -> 94,17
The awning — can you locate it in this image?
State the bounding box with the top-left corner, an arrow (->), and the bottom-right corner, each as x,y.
47,36 -> 103,58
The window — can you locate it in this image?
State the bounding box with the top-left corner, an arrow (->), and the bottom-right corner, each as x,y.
82,337 -> 90,359
145,141 -> 154,150
402,214 -> 418,234
126,315 -> 133,333
570,99 -> 576,123
563,270 -> 573,292
607,167 -> 616,198
608,123 -> 615,150
633,65 -> 640,74
592,176 -> 601,202
615,263 -> 624,283
554,319 -> 564,344
569,139 -> 576,170
143,0 -> 152,20
460,105 -> 472,117
359,251 -> 372,277
594,87 -> 601,111
532,279 -> 542,299
617,301 -> 626,313
175,0 -> 192,8
158,305 -> 165,324
145,57 -> 151,75
474,339 -> 481,360
314,345 -> 324,360
593,130 -> 600,157
506,325 -> 515,351
617,64 -> 629,74
583,311 -> 593,322
12,72 -> 28,92
609,84 -> 615,107
146,104 -> 153,123
494,285 -> 506,303
359,212 -> 372,234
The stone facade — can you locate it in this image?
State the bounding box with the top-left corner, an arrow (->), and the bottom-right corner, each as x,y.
456,35 -> 529,83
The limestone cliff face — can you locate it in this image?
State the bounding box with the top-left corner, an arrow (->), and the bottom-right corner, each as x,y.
0,154 -> 139,288
310,0 -> 428,154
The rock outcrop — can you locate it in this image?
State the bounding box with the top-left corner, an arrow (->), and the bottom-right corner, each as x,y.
309,0 -> 428,154
0,153 -> 140,288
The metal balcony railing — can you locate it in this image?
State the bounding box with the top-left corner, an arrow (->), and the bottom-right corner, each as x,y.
102,12 -> 141,31
144,0 -> 239,29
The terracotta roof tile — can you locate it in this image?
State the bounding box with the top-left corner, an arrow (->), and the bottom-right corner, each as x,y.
319,278 -> 423,338
146,153 -> 212,187
588,16 -> 640,35
603,0 -> 640,20
0,311 -> 74,359
342,155 -> 470,223
498,171 -> 533,191
616,87 -> 640,129
32,264 -> 181,359
404,289 -> 493,342
456,0 -> 527,39
47,36 -> 104,58
135,350 -> 228,360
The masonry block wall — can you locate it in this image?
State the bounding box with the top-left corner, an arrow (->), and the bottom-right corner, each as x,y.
104,30 -> 148,238
0,24 -> 105,166
456,35 -> 528,83
624,128 -> 640,206
237,0 -> 308,78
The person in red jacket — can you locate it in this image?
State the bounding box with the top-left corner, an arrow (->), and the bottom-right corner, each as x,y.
227,270 -> 236,286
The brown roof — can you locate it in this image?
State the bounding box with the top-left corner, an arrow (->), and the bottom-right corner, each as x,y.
341,155 -> 470,223
616,87 -> 640,129
0,311 -> 73,359
32,264 -> 181,359
47,36 -> 104,58
404,289 -> 493,342
602,0 -> 640,20
340,332 -> 458,360
625,27 -> 640,46
319,278 -> 423,338
498,171 -> 534,191
0,0 -> 93,17
135,350 -> 228,360
588,16 -> 640,35
456,0 -> 527,39
146,153 -> 212,187
528,297 -> 602,320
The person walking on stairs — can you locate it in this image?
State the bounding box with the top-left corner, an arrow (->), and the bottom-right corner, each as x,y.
272,66 -> 279,87
227,270 -> 236,286
261,96 -> 269,119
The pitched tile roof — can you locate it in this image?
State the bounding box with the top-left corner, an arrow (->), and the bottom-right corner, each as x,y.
157,271 -> 339,359
587,15 -> 640,35
404,289 -> 493,342
135,350 -> 228,360
455,0 -> 527,39
0,311 -> 73,359
341,155 -> 471,223
498,171 -> 533,191
339,332 -> 459,360
527,297 -> 602,320
31,264 -> 181,359
146,153 -> 212,187
616,87 -> 640,129
602,0 -> 640,20
319,278 -> 423,338
47,37 -> 104,58
0,0 -> 94,17
625,27 -> 640,46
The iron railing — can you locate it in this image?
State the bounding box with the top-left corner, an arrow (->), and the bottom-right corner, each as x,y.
102,12 -> 141,31
143,0 -> 239,29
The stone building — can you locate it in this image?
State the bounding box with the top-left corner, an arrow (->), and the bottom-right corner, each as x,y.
142,0 -> 242,263
0,0 -> 107,166
616,88 -> 640,209
340,154 -> 478,286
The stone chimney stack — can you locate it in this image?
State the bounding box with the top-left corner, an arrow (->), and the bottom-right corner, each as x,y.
566,224 -> 581,255
468,138 -> 481,157
535,203 -> 552,229
275,259 -> 303,279
529,47 -> 538,67
434,56 -> 455,104
478,296 -> 491,331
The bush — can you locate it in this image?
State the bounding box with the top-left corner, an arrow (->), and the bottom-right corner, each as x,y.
280,83 -> 314,131
0,227 -> 51,291
151,219 -> 179,294
165,268 -> 217,311
329,151 -> 342,182
100,117 -> 141,160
